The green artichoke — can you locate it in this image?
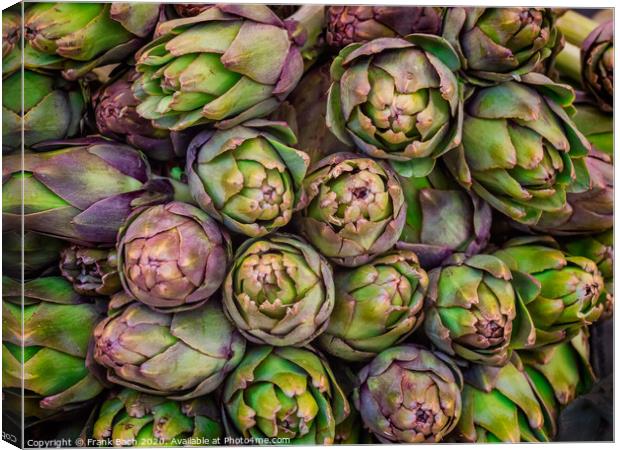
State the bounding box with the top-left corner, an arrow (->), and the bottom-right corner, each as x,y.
443,73 -> 591,226
424,253 -> 531,366
581,20 -> 613,113
60,246 -> 120,297
442,8 -> 559,85
222,346 -> 350,444
571,101 -> 613,158
354,345 -> 463,443
91,389 -> 223,446
2,276 -> 104,416
3,70 -> 84,154
2,231 -> 64,279
494,236 -> 605,348
297,153 -> 406,267
93,295 -> 245,400
223,233 -> 334,347
317,250 -> 428,361
326,35 -> 463,176
186,121 -> 309,237
117,201 -> 231,312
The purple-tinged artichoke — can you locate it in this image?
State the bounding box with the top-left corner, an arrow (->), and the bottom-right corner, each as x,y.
297,153 -> 406,267
581,20 -> 613,113
60,246 -> 121,297
2,10 -> 20,59
354,345 -> 462,443
93,295 -> 245,400
117,201 -> 231,313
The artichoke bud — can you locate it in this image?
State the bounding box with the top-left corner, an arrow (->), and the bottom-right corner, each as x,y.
60,245 -> 121,296
581,20 -> 613,113
2,10 -> 20,58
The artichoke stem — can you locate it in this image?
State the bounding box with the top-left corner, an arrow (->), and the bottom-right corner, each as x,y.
287,5 -> 326,67
556,11 -> 598,46
554,42 -> 582,83
157,176 -> 195,205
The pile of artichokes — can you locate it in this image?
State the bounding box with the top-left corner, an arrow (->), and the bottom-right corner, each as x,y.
2,3 -> 613,447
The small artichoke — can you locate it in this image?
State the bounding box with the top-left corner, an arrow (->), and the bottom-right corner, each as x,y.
186,121 -> 309,237
222,346 -> 350,444
581,20 -> 613,113
354,345 -> 463,443
91,389 -> 223,446
93,295 -> 245,400
317,250 -> 428,361
297,153 -> 406,267
60,246 -> 121,297
2,231 -> 64,279
223,233 -> 334,347
442,8 -> 559,85
443,73 -> 591,226
326,35 -> 463,176
326,6 -> 443,49
117,201 -> 231,313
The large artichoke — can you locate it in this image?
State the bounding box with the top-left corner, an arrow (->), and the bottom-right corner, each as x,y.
91,389 -> 223,446
493,236 -> 605,348
222,346 -> 350,444
117,201 -> 231,312
442,8 -> 559,85
326,35 -> 462,176
2,276 -> 104,416
326,6 -> 443,49
3,231 -> 64,279
581,20 -> 613,113
2,70 -> 84,154
223,233 -> 334,347
396,164 -> 492,268
424,253 -> 531,366
93,295 -> 245,400
297,153 -> 406,267
186,121 -> 309,237
60,246 -> 120,297
2,137 -> 175,245
443,73 -> 591,226
354,345 -> 463,443
317,250 -> 428,361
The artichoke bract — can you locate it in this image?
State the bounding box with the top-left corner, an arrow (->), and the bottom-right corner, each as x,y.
222,346 -> 350,444
297,153 -> 406,267
424,253 -> 529,366
2,231 -> 64,279
186,121 -> 309,237
581,20 -> 613,113
24,3 -> 161,80
117,201 -> 231,313
396,165 -> 492,268
326,35 -> 463,176
60,246 -> 121,297
133,5 -> 316,131
2,137 -> 173,246
91,389 -> 223,446
318,250 -> 428,361
2,276 -> 104,415
354,345 -> 463,443
326,6 -> 443,49
93,295 -> 245,401
2,70 -> 84,154
442,8 -> 558,85
494,236 -> 605,348
443,73 -> 591,226
223,233 -> 334,347
572,101 -> 613,158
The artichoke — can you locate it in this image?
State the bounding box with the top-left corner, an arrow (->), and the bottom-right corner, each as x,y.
223,233 -> 334,347
581,20 -> 613,113
23,3 -> 160,80
396,164 -> 492,268
297,153 -> 406,267
60,246 -> 120,297
133,5 -> 323,131
117,201 -> 231,313
494,236 -> 605,348
2,276 -> 104,415
424,253 -> 530,366
93,295 -> 245,400
571,101 -> 613,158
3,231 -> 64,279
443,73 -> 591,226
442,8 -> 559,85
186,121 -> 309,237
222,346 -> 350,444
2,137 -> 180,246
91,389 -> 223,446
2,9 -> 20,58
326,35 -> 463,176
326,6 -> 443,49
2,70 -> 84,154
317,250 -> 428,361
354,345 -> 463,443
